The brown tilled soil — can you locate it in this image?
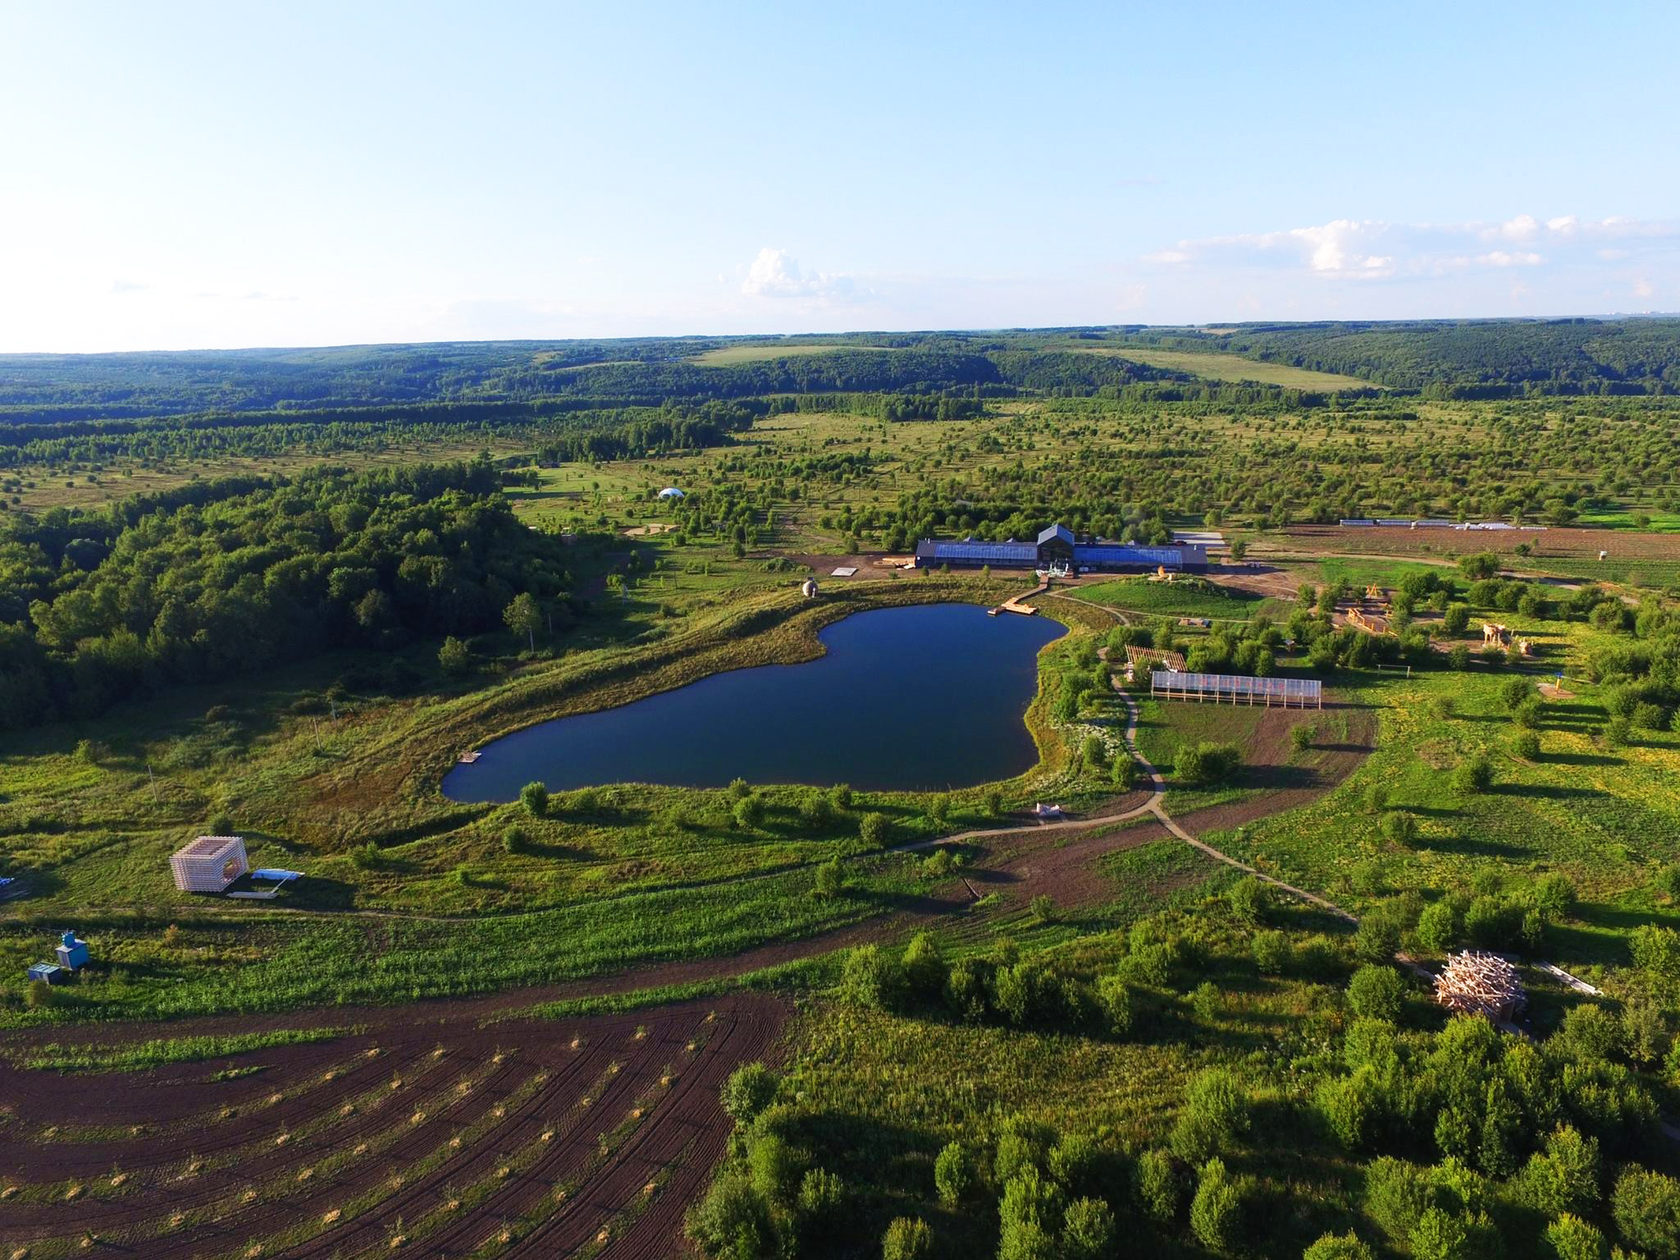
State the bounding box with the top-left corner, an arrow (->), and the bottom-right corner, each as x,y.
0,994 -> 785,1260
1280,524 -> 1680,561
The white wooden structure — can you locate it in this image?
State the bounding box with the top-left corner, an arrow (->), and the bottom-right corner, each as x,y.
170,835 -> 249,893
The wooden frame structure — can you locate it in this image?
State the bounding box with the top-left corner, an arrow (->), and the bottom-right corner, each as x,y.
1150,670 -> 1322,709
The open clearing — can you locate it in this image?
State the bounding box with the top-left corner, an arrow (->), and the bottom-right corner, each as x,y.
689,344 -> 894,366
1078,346 -> 1376,390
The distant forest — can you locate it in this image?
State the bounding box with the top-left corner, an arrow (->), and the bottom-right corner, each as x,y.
1116,319 -> 1680,398
4,318 -> 1677,432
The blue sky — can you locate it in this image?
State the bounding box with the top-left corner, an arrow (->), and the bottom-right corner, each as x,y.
2,1 -> 1676,351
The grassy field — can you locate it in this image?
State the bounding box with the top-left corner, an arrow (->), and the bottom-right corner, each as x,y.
690,343 -> 895,366
1076,576 -> 1262,620
1076,345 -> 1376,390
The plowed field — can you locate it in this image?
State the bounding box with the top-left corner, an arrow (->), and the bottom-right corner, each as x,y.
0,994 -> 786,1259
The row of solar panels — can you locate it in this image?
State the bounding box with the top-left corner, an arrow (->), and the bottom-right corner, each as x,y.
1150,671 -> 1323,700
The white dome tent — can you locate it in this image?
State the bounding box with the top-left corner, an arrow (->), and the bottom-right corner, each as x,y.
656,487 -> 685,500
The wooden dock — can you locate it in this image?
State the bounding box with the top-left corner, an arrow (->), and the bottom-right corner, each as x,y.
990,578 -> 1051,616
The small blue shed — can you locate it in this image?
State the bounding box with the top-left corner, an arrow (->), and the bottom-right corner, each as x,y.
27,962 -> 65,985
56,931 -> 89,970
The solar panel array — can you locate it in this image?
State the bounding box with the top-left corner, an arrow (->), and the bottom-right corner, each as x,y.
1150,671 -> 1322,703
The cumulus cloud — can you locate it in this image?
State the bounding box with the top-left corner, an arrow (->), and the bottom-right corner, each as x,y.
1140,214 -> 1679,284
741,247 -> 858,300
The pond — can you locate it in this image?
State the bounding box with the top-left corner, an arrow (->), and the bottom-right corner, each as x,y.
442,602 -> 1065,799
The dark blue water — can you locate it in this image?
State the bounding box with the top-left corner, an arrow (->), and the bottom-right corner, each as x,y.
442,603 -> 1064,799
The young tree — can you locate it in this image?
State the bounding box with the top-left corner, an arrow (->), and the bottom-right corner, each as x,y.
858,812 -> 890,847
1347,965 -> 1407,1021
881,1217 -> 934,1260
814,858 -> 843,898
721,1061 -> 780,1126
1190,1157 -> 1251,1255
503,591 -> 542,652
519,781 -> 549,818
1612,1167 -> 1680,1259
933,1142 -> 975,1207
438,635 -> 471,675
733,794 -> 765,829
1303,1232 -> 1376,1260
1135,1148 -> 1183,1224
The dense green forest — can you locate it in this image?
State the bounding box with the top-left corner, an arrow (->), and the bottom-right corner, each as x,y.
1118,319 -> 1680,397
0,457 -> 572,727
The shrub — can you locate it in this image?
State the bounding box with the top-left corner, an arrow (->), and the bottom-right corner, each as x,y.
880,1216 -> 934,1260
1189,1157 -> 1252,1256
733,795 -> 765,829
1544,1213 -> 1609,1260
500,826 -> 528,855
1532,873 -> 1578,919
1227,877 -> 1270,924
1304,1231 -> 1376,1260
944,958 -> 992,1023
1613,1167 -> 1680,1256
1082,735 -> 1107,768
1365,783 -> 1391,813
748,1133 -> 799,1203
1499,675 -> 1536,711
1447,644 -> 1471,671
1513,696 -> 1544,729
1381,811 -> 1419,847
1030,894 -> 1057,923
1097,974 -> 1134,1036
1443,604 -> 1472,634
933,1142 -> 974,1207
1318,1069 -> 1383,1151
1415,899 -> 1462,953
1408,1206 -> 1476,1260
1252,930 -> 1291,975
841,945 -> 906,1011
901,933 -> 946,1002
814,858 -> 843,899
1512,729 -> 1541,760
437,635 -> 471,675
1604,716 -> 1630,749
1135,1148 -> 1182,1224
1519,1124 -> 1600,1217
26,979 -> 53,1009
796,1167 -> 846,1226
1347,965 -> 1407,1022
1111,757 -> 1136,790
926,794 -> 951,826
722,1062 -> 780,1127
1354,910 -> 1403,965
1176,741 -> 1242,785
1556,1004 -> 1623,1062
829,783 -> 854,810
1364,1156 -> 1435,1242
1060,1197 -> 1115,1260
1292,723 -> 1315,752
1170,1069 -> 1250,1164
998,1168 -> 1062,1260
519,781 -> 549,818
350,841 -> 381,870
1191,981 -> 1222,1021
728,778 -> 752,800
1635,701 -> 1671,733
800,792 -> 834,829
687,1173 -> 774,1259
858,812 -> 890,847
1451,756 -> 1492,793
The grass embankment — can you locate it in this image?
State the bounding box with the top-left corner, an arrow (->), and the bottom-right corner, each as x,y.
17,1026 -> 354,1072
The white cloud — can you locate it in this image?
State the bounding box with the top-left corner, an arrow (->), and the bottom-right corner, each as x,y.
1141,214 -> 1679,286
741,247 -> 858,301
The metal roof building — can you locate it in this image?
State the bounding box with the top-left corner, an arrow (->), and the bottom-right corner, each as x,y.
915,523 -> 1206,572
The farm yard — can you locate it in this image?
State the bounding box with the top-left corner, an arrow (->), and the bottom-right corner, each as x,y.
7,323 -> 1680,1256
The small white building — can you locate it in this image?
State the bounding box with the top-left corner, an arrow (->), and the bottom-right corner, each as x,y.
170,835 -> 249,893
